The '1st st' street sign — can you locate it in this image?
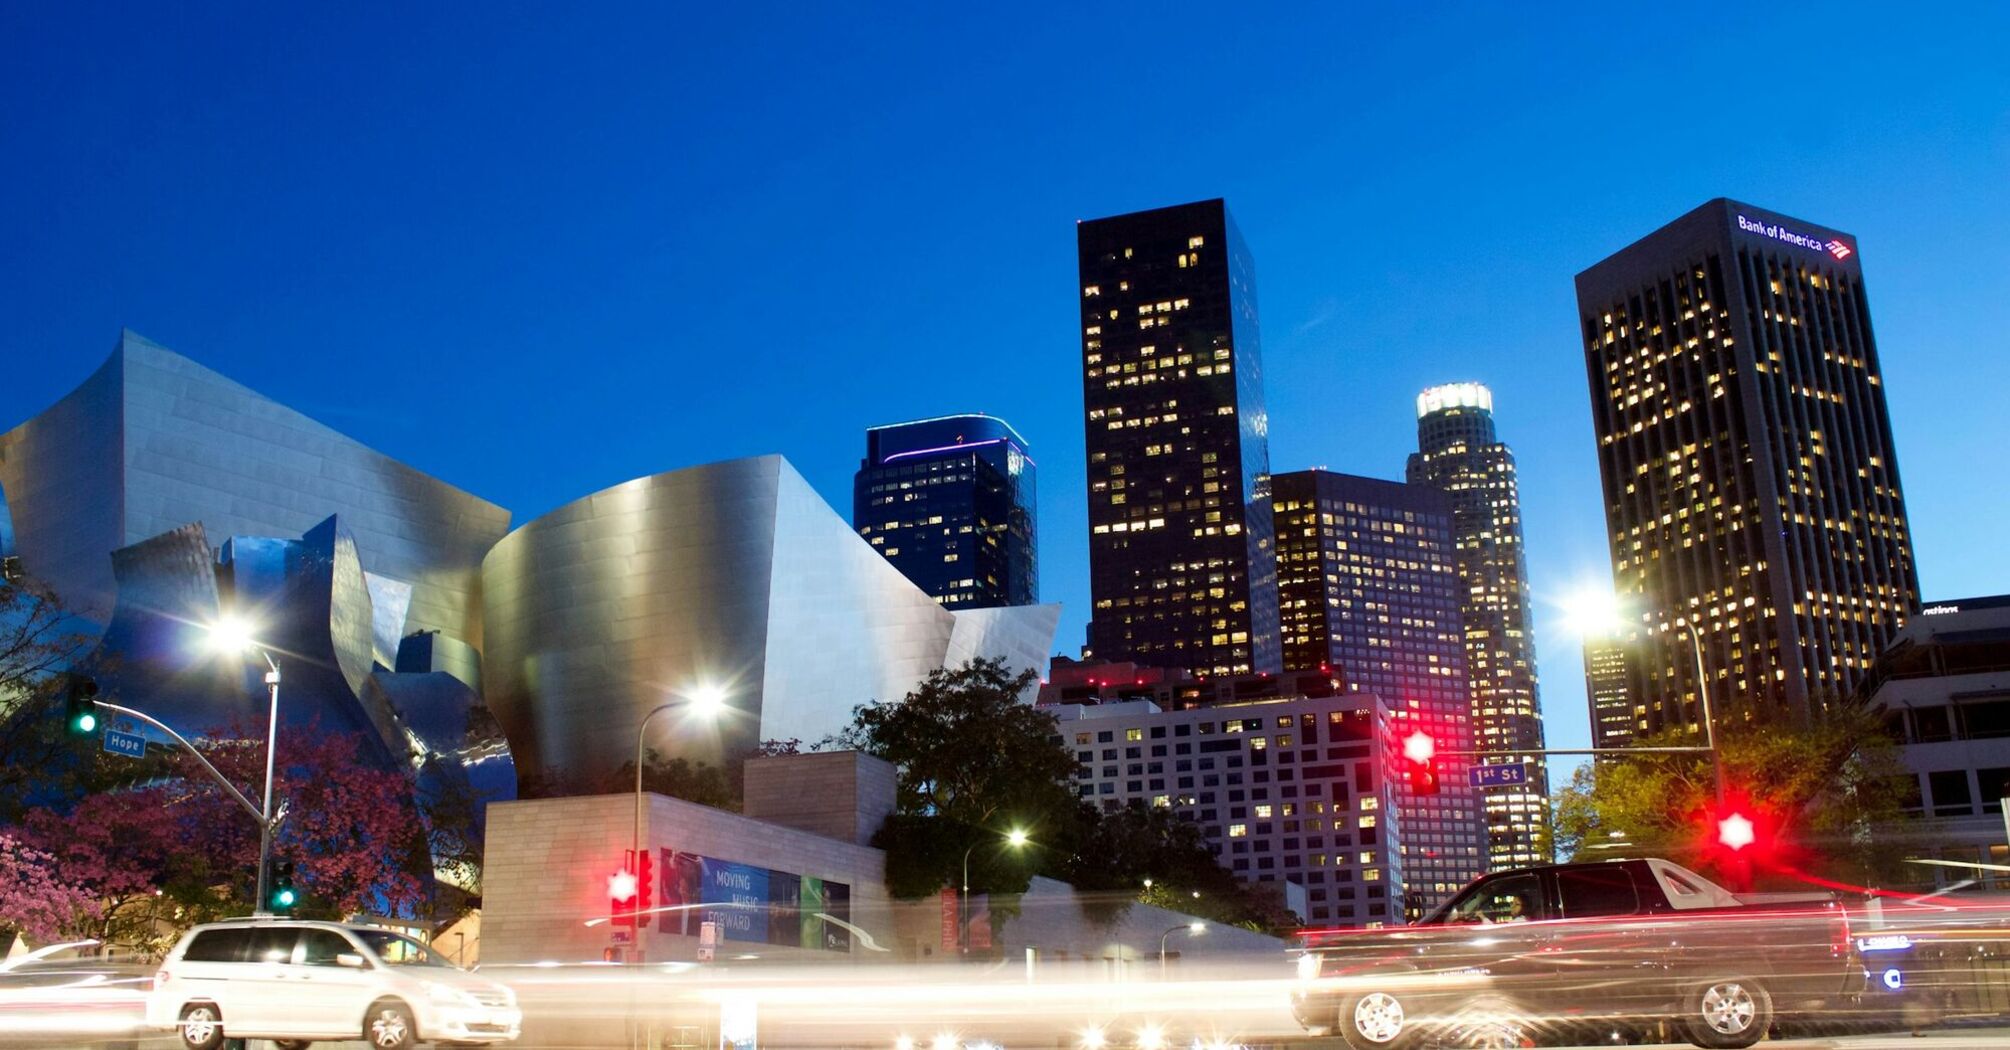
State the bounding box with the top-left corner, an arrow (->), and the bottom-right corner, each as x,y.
1469,763 -> 1529,788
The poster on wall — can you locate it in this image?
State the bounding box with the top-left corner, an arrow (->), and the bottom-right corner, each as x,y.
658,850 -> 705,936
765,871 -> 800,947
822,880 -> 852,953
655,847 -> 851,952
702,858 -> 769,943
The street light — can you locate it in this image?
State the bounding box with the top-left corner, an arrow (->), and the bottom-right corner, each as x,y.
1160,921 -> 1205,977
1566,589 -> 1725,805
206,616 -> 284,915
631,684 -> 729,951
961,828 -> 1031,955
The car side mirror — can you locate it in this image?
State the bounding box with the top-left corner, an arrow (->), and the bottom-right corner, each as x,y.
336,953 -> 367,969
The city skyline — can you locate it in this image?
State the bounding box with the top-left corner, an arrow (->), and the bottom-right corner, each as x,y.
4,6 -> 2007,780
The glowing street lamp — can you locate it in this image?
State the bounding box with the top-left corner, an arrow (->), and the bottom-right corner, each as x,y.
1160,921 -> 1205,977
961,828 -> 1031,955
630,683 -> 729,957
205,616 -> 285,915
1564,588 -> 1725,805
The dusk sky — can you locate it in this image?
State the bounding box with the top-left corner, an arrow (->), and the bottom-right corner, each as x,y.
5,4 -> 2006,772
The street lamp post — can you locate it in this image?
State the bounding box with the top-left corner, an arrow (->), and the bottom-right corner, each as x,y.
1673,619 -> 1727,806
628,686 -> 727,959
1160,922 -> 1204,978
1567,591 -> 1725,807
208,618 -> 283,914
961,828 -> 1029,955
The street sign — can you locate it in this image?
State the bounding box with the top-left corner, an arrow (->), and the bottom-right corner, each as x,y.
1469,762 -> 1528,788
102,729 -> 147,758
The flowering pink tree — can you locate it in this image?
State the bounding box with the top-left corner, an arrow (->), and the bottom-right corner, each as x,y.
15,721 -> 427,943
0,833 -> 101,944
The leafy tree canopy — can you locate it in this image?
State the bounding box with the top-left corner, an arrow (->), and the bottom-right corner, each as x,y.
1553,699 -> 1913,889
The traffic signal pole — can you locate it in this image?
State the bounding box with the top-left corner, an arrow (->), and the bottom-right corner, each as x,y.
86,699 -> 267,827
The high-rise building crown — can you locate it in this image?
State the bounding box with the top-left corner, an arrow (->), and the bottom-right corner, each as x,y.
1416,382 -> 1493,419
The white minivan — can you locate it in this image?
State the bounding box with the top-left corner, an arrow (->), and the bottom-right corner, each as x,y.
147,918 -> 521,1049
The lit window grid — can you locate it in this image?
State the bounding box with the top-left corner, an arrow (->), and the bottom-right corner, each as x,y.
1579,212 -> 1918,731
1078,201 -> 1279,676
1049,693 -> 1409,927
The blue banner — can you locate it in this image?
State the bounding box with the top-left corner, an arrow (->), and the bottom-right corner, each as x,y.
701,858 -> 769,943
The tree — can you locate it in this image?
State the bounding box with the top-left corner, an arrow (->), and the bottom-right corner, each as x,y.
12,720 -> 428,944
0,579 -> 101,821
0,833 -> 101,944
1552,699 -> 1912,888
833,657 -> 1077,830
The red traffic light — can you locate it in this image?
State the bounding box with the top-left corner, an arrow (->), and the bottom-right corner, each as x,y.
1716,811 -> 1757,851
609,863 -> 639,928
1399,730 -> 1440,796
634,848 -> 654,923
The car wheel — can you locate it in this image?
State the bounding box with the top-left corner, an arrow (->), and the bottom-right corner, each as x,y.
1683,977 -> 1773,1049
365,999 -> 419,1049
177,1002 -> 226,1050
1339,990 -> 1414,1050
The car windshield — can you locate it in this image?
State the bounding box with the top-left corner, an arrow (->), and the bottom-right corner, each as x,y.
355,930 -> 450,968
1429,874 -> 1542,925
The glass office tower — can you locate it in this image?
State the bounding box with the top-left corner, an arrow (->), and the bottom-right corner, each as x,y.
853,414 -> 1036,609
1577,199 -> 1920,730
1405,382 -> 1551,868
1273,469 -> 1484,911
1077,198 -> 1278,677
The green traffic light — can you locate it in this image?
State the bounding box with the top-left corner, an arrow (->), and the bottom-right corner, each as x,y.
274,888 -> 297,908
76,712 -> 97,733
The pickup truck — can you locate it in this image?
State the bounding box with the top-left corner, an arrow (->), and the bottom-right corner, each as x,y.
1291,858 -> 1860,1050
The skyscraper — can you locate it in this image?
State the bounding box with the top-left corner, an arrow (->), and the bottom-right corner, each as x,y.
1405,382 -> 1550,868
1077,199 -> 1278,677
1577,199 -> 1920,731
1583,634 -> 1636,752
853,414 -> 1037,609
1272,469 -> 1484,910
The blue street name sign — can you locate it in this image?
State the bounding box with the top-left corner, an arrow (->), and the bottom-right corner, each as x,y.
103,730 -> 147,758
1470,763 -> 1528,788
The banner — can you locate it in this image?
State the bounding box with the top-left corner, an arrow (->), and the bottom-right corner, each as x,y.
657,847 -> 850,952
702,858 -> 769,943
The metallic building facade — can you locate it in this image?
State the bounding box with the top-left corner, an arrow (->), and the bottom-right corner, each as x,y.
1050,693 -> 1404,927
853,414 -> 1037,609
1271,470 -> 1484,910
0,331 -> 511,643
88,515 -> 516,889
1404,383 -> 1550,868
1077,199 -> 1279,678
1577,200 -> 1921,730
480,455 -> 1060,783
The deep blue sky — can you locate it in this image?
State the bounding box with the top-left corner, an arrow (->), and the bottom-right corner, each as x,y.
4,4 -> 2007,769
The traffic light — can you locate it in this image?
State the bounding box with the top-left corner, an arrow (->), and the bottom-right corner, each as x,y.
1401,730 -> 1440,796
269,859 -> 299,913
633,848 -> 653,925
64,674 -> 100,736
609,862 -> 639,927
1716,811 -> 1757,851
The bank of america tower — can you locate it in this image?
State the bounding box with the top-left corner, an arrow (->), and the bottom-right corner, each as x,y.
1576,199 -> 1919,731
1077,199 -> 1279,677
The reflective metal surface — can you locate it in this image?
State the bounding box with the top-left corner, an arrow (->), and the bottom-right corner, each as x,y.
481,455 -> 1059,782
0,330 -> 511,640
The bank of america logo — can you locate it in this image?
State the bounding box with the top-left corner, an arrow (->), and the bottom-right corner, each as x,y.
1827,239 -> 1854,261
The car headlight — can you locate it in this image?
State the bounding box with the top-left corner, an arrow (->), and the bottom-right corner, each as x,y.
425,982 -> 481,1007
1296,953 -> 1322,980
